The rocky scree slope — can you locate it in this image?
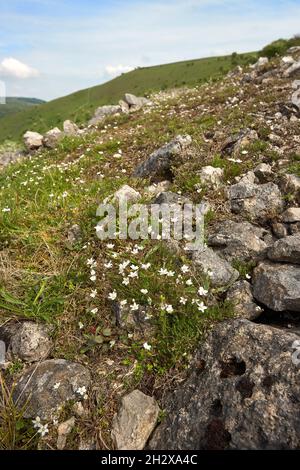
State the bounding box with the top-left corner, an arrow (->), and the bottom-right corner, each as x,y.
0,49 -> 300,449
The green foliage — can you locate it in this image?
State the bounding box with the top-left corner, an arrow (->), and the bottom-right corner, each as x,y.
261,36 -> 300,58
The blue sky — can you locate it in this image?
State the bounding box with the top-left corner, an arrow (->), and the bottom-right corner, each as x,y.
0,0 -> 300,100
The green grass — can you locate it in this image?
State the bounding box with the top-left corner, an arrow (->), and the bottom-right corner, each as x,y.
0,52 -> 257,143
0,97 -> 45,119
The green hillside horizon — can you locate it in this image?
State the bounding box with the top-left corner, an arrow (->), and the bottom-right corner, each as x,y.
0,51 -> 257,143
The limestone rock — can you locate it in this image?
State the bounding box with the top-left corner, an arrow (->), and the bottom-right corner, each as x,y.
9,322 -> 52,363
192,247 -> 239,288
252,262 -> 300,312
63,120 -> 79,135
280,174 -> 300,200
57,417 -> 75,450
199,166 -> 224,187
149,319 -> 300,449
133,135 -> 192,179
229,174 -> 283,221
13,359 -> 91,419
282,207 -> 300,223
226,281 -> 262,320
23,131 -> 43,151
146,181 -> 171,196
253,163 -> 274,183
208,220 -> 270,262
283,61 -> 300,78
43,127 -> 63,149
268,235 -> 300,264
89,105 -> 121,126
110,185 -> 141,205
112,390 -> 159,450
67,224 -> 82,245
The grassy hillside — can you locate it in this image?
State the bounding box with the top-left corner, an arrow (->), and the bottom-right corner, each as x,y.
0,51 -> 257,143
0,97 -> 45,119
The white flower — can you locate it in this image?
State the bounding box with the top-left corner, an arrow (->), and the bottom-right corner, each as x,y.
180,297 -> 187,305
197,301 -> 208,313
186,279 -> 193,286
245,274 -> 251,280
32,416 -> 41,429
37,424 -> 49,437
77,386 -> 87,397
165,304 -> 174,313
91,308 -> 98,315
90,269 -> 96,276
122,277 -> 130,286
78,321 -> 84,329
90,275 -> 97,282
181,265 -> 189,274
119,260 -> 130,273
110,340 -> 116,347
106,243 -> 115,249
158,268 -> 169,276
143,342 -> 152,351
141,263 -> 151,270
108,291 -> 117,300
90,289 -> 97,298
198,287 -> 208,296
167,271 -> 175,277
140,289 -> 148,295
104,261 -> 113,269
120,299 -> 128,307
87,258 -> 96,267
130,301 -> 139,312
2,207 -> 10,212
130,264 -> 139,271
53,382 -> 61,390
128,271 -> 138,278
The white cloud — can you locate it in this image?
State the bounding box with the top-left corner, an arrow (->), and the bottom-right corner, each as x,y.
0,57 -> 39,79
104,64 -> 135,77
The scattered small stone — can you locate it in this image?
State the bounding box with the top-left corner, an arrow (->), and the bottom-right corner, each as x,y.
112,390 -> 160,450
57,417 -> 76,450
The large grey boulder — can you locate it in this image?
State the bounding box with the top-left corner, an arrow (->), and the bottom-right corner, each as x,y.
112,390 -> 159,450
43,127 -> 63,149
229,173 -> 283,221
192,247 -> 239,288
149,319 -> 300,450
268,235 -> 300,264
252,261 -> 300,312
13,359 -> 91,419
89,105 -> 121,126
208,220 -> 270,262
133,135 -> 192,179
23,131 -> 43,151
226,281 -> 262,320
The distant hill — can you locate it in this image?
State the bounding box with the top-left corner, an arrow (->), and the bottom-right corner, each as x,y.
0,97 -> 45,119
0,51 -> 257,143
